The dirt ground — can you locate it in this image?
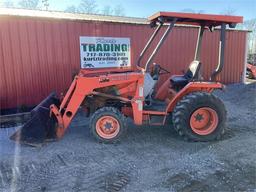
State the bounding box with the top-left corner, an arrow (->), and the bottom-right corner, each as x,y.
0,83 -> 255,192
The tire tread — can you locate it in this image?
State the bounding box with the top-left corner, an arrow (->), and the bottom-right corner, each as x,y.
172,92 -> 227,142
89,107 -> 127,143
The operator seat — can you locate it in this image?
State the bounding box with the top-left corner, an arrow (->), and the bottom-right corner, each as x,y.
170,60 -> 201,89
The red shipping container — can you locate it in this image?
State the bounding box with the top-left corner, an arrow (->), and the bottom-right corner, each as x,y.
0,9 -> 248,110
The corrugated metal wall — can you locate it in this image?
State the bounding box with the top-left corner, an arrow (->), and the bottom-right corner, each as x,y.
0,16 -> 247,109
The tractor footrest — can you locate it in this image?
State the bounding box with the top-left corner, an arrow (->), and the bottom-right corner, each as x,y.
142,111 -> 167,125
143,100 -> 167,111
149,114 -> 166,125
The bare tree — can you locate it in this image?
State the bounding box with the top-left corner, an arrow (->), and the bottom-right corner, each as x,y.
181,9 -> 205,14
65,1 -> 125,16
42,0 -> 49,11
19,0 -> 40,9
78,0 -> 98,14
238,19 -> 256,54
0,0 -> 14,8
65,5 -> 78,13
181,8 -> 195,13
113,4 -> 125,16
101,5 -> 113,15
220,7 -> 236,15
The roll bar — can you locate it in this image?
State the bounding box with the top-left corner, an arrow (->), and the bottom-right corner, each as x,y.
137,19 -> 229,82
145,19 -> 177,71
137,18 -> 177,72
194,26 -> 205,61
137,23 -> 162,68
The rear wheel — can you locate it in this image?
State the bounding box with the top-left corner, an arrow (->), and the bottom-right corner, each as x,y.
172,92 -> 226,141
89,107 -> 126,143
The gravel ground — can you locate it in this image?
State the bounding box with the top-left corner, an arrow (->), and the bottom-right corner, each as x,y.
0,83 -> 255,192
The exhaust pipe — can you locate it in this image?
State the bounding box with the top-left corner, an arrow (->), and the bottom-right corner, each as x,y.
210,23 -> 226,81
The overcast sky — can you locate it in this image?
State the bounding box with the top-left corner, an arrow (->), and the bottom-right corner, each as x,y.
6,0 -> 256,20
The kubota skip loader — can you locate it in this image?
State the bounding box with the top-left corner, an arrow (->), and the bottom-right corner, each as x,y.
11,12 -> 243,146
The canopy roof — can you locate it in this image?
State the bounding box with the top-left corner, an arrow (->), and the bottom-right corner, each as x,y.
148,12 -> 243,27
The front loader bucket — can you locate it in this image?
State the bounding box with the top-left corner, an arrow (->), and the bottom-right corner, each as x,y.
10,92 -> 60,146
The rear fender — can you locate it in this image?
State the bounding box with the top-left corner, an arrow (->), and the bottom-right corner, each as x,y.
166,82 -> 224,113
155,75 -> 183,100
155,77 -> 171,100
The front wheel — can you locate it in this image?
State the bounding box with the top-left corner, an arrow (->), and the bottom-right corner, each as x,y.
172,92 -> 226,141
89,107 -> 127,143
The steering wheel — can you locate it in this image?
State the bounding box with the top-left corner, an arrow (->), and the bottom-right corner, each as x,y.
150,63 -> 170,80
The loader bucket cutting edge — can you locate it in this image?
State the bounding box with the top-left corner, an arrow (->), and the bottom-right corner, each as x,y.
10,92 -> 60,146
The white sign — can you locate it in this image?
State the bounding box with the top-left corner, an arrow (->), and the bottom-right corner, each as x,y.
80,36 -> 131,68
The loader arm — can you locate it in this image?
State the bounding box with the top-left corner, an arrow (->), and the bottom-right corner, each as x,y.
51,72 -> 144,138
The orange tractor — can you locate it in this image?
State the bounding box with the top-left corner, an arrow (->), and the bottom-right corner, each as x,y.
246,63 -> 256,79
11,12 -> 243,146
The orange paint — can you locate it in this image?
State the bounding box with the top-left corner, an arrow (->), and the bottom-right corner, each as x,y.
190,107 -> 218,135
96,116 -> 120,139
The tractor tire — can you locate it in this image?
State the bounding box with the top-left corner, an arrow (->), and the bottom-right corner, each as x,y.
89,107 -> 127,143
246,70 -> 254,79
172,92 -> 226,141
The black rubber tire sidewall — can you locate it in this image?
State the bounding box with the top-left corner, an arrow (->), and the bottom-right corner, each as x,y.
172,92 -> 226,141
